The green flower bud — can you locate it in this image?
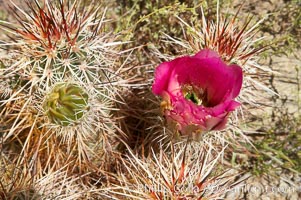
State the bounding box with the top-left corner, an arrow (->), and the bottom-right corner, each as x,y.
44,83 -> 89,126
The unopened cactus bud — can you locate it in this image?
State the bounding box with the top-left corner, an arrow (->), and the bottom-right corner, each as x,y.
44,83 -> 89,126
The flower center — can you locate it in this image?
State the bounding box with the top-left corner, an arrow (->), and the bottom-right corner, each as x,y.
182,85 -> 209,106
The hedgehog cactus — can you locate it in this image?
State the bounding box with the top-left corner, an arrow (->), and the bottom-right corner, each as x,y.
105,142 -> 243,200
44,83 -> 89,126
5,0 -> 121,90
147,2 -> 272,143
175,5 -> 272,110
0,0 -> 273,199
0,0 -> 130,181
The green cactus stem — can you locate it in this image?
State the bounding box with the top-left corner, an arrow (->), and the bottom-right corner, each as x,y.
44,83 -> 89,126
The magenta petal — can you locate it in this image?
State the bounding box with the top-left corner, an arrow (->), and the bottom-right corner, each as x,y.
194,48 -> 220,59
205,114 -> 229,131
203,100 -> 239,130
228,64 -> 243,98
204,115 -> 225,131
226,100 -> 241,111
152,49 -> 243,134
210,100 -> 240,116
152,62 -> 174,95
173,56 -> 243,106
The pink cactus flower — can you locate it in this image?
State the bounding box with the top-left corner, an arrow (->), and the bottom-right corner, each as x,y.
152,49 -> 243,135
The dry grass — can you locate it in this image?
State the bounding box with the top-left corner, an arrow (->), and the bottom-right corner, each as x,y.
0,0 -> 300,199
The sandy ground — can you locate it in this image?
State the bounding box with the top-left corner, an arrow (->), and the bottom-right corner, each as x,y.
0,0 -> 300,199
